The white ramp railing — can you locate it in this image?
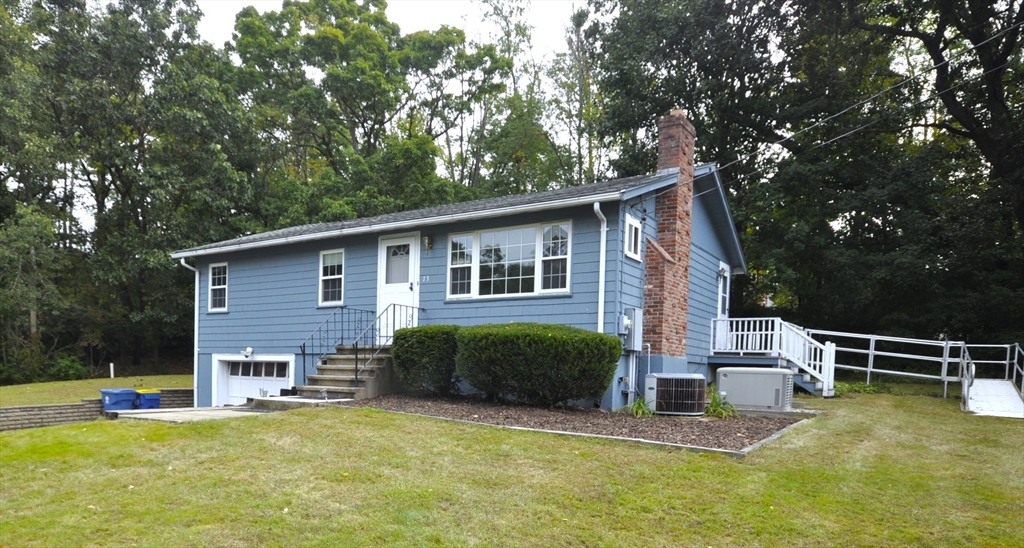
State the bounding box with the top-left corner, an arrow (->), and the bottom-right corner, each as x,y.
711,317 -> 835,397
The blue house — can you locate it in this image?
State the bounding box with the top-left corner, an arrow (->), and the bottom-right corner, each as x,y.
171,110 -> 746,410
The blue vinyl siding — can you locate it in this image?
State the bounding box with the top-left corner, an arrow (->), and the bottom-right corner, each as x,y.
193,205 -> 626,405
422,204 -> 614,331
190,190 -> 737,409
684,192 -> 734,377
685,245 -> 723,375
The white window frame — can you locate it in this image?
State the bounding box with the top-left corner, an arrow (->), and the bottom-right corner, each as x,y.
446,220 -> 572,300
717,261 -> 731,318
625,215 -> 643,262
208,263 -> 228,312
318,248 -> 345,306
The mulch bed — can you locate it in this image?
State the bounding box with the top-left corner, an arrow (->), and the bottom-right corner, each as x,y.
343,394 -> 799,452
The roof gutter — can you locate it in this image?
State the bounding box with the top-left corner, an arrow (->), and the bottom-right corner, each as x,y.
171,191 -> 625,259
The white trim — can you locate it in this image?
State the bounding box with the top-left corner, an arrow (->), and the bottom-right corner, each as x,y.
717,260 -> 731,318
171,191 -> 627,259
318,248 -> 345,306
624,214 -> 642,262
208,263 -> 228,312
211,353 -> 295,407
445,220 -> 573,300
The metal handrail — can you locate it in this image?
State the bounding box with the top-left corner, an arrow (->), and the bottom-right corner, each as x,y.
1012,344 -> 1024,398
297,307 -> 375,387
351,303 -> 421,385
960,343 -> 976,410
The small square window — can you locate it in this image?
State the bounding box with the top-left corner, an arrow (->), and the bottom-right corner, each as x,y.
625,216 -> 642,261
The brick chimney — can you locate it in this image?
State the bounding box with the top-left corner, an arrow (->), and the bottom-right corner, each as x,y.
644,109 -> 695,358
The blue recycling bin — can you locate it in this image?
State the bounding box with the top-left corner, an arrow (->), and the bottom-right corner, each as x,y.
100,389 -> 137,411
134,389 -> 162,409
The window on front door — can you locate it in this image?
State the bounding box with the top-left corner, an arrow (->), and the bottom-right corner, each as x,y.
386,244 -> 411,284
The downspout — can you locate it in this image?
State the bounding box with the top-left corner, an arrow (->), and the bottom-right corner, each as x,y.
179,258 -> 199,406
593,202 -> 607,333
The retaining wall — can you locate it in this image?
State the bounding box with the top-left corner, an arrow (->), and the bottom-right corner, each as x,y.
0,388 -> 194,432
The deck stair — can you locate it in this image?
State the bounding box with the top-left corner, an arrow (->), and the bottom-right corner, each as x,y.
711,318 -> 1023,417
710,318 -> 836,397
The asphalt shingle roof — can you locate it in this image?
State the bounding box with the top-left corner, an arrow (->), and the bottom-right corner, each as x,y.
173,170 -> 680,257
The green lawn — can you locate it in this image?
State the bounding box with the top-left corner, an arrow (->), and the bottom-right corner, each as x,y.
0,375 -> 192,407
1,392 -> 1021,547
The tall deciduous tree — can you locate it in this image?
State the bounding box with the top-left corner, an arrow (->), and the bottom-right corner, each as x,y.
844,0 -> 1024,230
591,0 -> 1022,342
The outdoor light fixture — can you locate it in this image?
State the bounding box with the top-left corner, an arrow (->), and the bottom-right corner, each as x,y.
717,268 -> 728,280
422,236 -> 433,250
241,347 -> 253,359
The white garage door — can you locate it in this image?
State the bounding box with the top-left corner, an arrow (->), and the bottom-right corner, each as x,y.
226,361 -> 291,405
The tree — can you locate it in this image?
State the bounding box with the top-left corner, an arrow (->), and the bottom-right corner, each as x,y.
547,8 -> 608,186
844,0 -> 1024,230
0,206 -> 65,383
591,0 -> 1023,343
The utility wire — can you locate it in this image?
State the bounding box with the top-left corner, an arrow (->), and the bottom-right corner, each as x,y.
710,59 -> 1013,193
715,19 -> 1023,175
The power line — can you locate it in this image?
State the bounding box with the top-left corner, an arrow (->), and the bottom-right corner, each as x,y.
711,59 -> 1012,193
715,19 -> 1023,175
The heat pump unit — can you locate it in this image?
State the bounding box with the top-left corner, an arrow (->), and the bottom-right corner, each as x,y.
716,367 -> 793,411
645,373 -> 706,416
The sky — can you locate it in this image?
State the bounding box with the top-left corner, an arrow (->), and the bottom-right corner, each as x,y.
194,0 -> 583,61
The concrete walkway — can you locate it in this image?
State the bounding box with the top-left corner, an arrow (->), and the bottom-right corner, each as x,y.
966,379 -> 1024,419
114,407 -> 273,423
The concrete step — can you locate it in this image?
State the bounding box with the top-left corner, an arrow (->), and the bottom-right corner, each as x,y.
319,355 -> 391,367
296,385 -> 362,400
308,374 -> 366,388
313,364 -> 383,377
330,346 -> 392,358
252,396 -> 351,410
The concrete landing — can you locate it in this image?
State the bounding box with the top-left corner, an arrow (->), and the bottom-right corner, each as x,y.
252,396 -> 352,410
113,407 -> 272,423
966,379 -> 1024,419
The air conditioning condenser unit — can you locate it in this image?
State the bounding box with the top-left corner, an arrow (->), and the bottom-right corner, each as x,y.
716,367 -> 793,411
645,373 -> 706,416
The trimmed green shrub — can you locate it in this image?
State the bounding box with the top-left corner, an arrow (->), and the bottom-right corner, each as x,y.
455,323 -> 622,407
392,325 -> 460,395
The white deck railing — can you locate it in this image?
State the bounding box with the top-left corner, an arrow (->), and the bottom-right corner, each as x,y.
711,317 -> 835,397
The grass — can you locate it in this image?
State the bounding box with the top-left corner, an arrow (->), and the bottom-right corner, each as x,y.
0,375 -> 193,407
1,390 -> 1022,547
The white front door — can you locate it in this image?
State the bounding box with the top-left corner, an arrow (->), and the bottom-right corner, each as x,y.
376,234 -> 420,342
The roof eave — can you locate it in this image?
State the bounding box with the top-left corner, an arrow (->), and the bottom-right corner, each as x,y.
171,190 -> 627,259
695,168 -> 747,275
